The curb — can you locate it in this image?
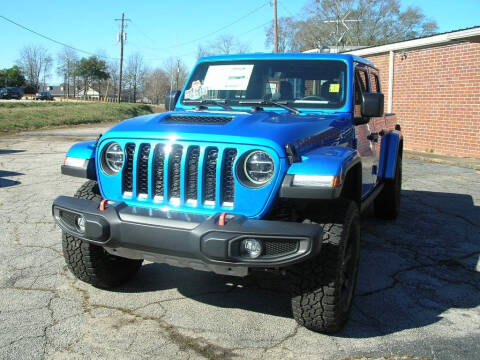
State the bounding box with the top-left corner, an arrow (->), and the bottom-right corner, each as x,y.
404,150 -> 480,171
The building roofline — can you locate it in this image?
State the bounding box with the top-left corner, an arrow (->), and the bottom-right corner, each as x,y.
347,26 -> 480,56
306,26 -> 480,57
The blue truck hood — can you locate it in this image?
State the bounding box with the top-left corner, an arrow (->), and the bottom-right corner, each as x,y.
101,110 -> 352,157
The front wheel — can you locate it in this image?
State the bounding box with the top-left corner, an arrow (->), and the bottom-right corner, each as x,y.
289,199 -> 361,333
62,180 -> 142,288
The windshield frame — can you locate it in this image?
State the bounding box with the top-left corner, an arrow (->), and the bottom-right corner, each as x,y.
179,58 -> 349,112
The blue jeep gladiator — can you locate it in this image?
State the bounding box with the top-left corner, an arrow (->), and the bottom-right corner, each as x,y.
53,53 -> 402,333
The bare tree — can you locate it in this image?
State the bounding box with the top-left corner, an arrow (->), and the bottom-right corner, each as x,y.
197,34 -> 250,58
265,17 -> 298,53
163,57 -> 189,91
143,67 -> 170,105
57,47 -> 78,97
106,61 -> 119,101
125,53 -> 145,103
266,0 -> 438,52
17,45 -> 52,92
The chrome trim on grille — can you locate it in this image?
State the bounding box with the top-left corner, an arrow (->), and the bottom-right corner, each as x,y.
121,142 -> 237,209
186,199 -> 198,206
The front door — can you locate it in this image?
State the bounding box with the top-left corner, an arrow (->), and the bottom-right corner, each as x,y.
354,67 -> 377,196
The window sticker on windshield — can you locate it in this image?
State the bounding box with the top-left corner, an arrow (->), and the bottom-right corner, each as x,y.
329,83 -> 340,93
184,80 -> 208,100
203,65 -> 254,90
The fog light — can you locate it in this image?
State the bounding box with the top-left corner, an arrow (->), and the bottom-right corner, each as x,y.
240,238 -> 263,258
75,215 -> 86,233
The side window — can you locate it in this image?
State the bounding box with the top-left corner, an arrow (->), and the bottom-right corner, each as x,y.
369,72 -> 380,93
354,69 -> 368,117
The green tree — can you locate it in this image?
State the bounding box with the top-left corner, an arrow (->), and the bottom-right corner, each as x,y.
266,0 -> 438,52
0,66 -> 26,88
75,56 -> 109,99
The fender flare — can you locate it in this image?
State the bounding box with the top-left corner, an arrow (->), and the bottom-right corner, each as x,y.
378,130 -> 403,179
61,140 -> 97,180
280,146 -> 360,199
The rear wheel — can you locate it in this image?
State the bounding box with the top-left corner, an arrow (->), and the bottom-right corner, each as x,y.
374,154 -> 402,219
289,199 -> 360,333
62,180 -> 142,288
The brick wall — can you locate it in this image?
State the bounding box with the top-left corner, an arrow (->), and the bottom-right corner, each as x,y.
364,41 -> 480,158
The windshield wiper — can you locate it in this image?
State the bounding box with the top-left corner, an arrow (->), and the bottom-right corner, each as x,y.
183,99 -> 233,111
238,100 -> 300,114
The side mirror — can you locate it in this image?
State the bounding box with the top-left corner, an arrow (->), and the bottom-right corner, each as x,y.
361,92 -> 384,118
165,90 -> 181,111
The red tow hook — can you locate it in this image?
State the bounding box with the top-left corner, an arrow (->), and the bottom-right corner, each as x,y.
99,199 -> 108,211
218,212 -> 228,226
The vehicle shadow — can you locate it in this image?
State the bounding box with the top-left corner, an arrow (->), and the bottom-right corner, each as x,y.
0,149 -> 26,155
117,190 -> 480,337
0,170 -> 23,188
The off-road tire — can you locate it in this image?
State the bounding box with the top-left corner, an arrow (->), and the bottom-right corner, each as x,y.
62,180 -> 142,288
374,154 -> 402,220
289,199 -> 361,333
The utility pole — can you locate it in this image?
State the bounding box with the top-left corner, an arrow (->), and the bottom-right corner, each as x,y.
115,12 -> 130,102
175,58 -> 180,89
273,0 -> 278,53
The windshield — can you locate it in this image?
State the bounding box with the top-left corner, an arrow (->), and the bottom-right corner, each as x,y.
181,59 -> 347,109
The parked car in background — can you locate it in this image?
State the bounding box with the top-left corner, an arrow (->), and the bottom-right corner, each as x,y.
35,91 -> 54,101
0,87 -> 24,100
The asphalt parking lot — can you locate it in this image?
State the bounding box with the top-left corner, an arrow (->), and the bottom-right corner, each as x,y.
0,127 -> 479,360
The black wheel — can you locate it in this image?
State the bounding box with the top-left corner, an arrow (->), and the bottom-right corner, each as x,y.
62,180 -> 142,288
374,154 -> 402,220
289,199 -> 361,333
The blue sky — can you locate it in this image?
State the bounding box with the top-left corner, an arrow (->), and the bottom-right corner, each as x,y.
1,0 -> 479,84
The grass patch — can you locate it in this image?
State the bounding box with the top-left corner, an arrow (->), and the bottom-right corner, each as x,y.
0,102 -> 162,133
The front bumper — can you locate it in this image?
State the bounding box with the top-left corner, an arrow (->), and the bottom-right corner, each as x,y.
52,196 -> 323,277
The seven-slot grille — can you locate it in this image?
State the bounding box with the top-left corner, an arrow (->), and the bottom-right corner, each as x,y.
122,142 -> 238,208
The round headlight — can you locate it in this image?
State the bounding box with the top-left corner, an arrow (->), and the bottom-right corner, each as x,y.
103,142 -> 124,174
244,150 -> 275,186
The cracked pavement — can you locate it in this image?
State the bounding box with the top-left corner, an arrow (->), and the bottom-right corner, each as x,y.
0,127 -> 479,360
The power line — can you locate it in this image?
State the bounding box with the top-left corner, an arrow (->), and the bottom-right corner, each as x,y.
278,1 -> 296,17
131,18 -> 272,57
130,22 -> 159,49
133,19 -> 272,62
0,14 -> 119,60
168,1 -> 270,48
238,20 -> 271,37
129,1 -> 270,52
